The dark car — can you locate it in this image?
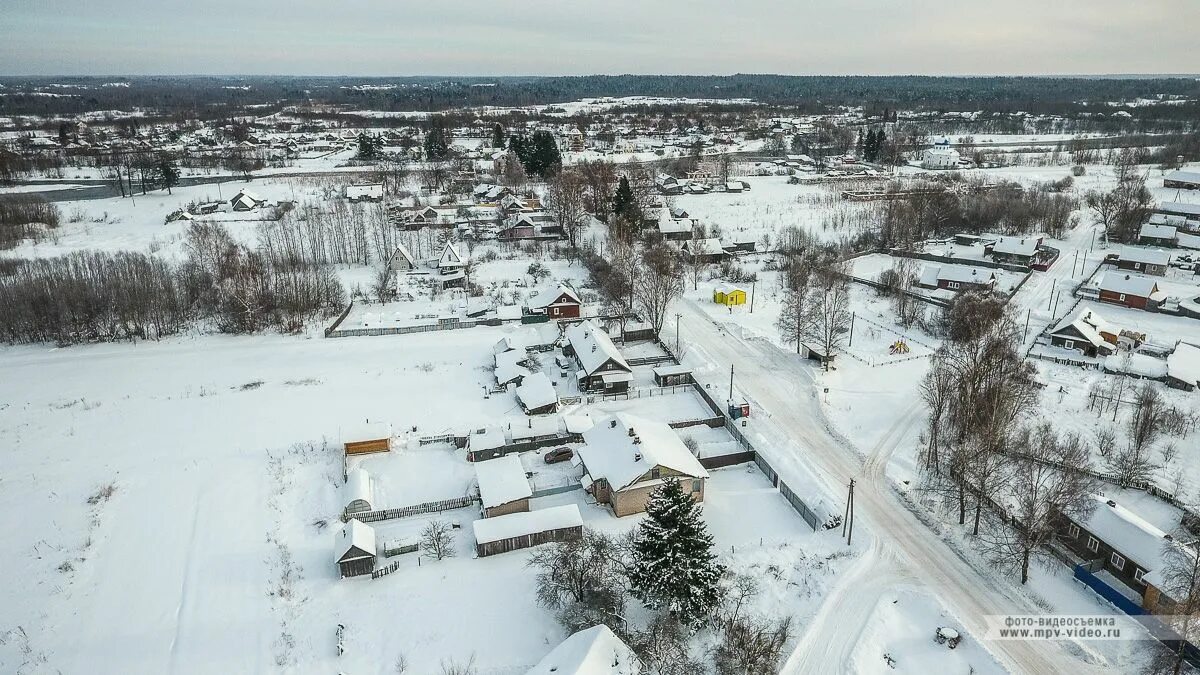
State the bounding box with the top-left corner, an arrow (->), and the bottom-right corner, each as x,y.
543,447 -> 574,464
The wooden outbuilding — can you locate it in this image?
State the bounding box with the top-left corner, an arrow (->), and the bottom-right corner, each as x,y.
473,504 -> 583,557
652,364 -> 693,387
342,421 -> 392,456
475,455 -> 533,518
335,519 -> 377,578
713,283 -> 747,306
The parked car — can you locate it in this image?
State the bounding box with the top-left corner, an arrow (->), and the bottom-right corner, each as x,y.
543,447 -> 573,464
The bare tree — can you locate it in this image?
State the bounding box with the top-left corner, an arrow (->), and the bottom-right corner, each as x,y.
630,614 -> 703,675
370,262 -> 396,304
635,244 -> 683,333
983,423 -> 1097,584
775,255 -> 815,353
919,361 -> 954,473
1106,382 -> 1165,488
420,520 -> 456,560
526,529 -> 626,633
800,267 -> 851,369
1151,530 -> 1200,675
544,169 -> 589,248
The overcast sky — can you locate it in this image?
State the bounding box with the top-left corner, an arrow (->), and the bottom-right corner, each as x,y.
2,0 -> 1196,77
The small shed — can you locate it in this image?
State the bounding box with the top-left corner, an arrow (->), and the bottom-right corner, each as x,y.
335,519 -> 377,578
713,283 -> 747,306
344,467 -> 374,517
473,504 -> 583,557
475,455 -> 533,518
342,421 -> 392,456
516,372 -> 560,415
652,364 -> 693,386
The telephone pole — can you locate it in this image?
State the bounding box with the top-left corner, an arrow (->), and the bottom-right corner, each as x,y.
843,478 -> 856,546
675,313 -> 681,356
848,312 -> 855,347
728,364 -> 734,402
749,278 -> 756,313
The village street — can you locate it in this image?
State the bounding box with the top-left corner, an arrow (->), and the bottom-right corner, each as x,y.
671,297 -> 1108,674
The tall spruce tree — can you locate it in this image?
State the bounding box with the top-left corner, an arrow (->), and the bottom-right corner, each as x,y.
424,117 -> 450,160
491,123 -> 506,149
628,478 -> 724,625
611,175 -> 636,221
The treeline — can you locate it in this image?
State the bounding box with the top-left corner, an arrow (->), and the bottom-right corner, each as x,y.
0,222 -> 344,345
4,75 -> 1200,117
876,179 -> 1077,247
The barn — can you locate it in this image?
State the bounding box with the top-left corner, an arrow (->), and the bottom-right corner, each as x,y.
342,421 -> 392,456
473,504 -> 583,557
343,467 -> 374,517
475,454 -> 533,518
335,519 -> 377,578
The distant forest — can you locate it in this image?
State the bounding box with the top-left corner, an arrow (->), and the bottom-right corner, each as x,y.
2,74 -> 1200,119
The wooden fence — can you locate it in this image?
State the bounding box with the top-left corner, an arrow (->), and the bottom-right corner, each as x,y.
371,560 -> 401,579
347,495 -> 477,523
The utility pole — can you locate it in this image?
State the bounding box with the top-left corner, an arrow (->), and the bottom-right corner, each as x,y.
1072,251 -> 1079,277
842,478 -> 856,546
1023,308 -> 1031,344
848,312 -> 855,347
1046,285 -> 1055,311
675,313 -> 681,356
728,364 -> 734,403
749,278 -> 756,313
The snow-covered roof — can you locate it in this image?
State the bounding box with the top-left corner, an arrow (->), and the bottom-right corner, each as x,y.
525,624 -> 640,675
345,468 -> 373,508
497,304 -> 524,321
578,413 -> 708,492
473,504 -> 583,545
335,519 -> 377,563
493,331 -> 534,355
991,235 -> 1039,257
566,320 -> 630,376
495,356 -> 533,387
475,455 -> 532,509
688,238 -> 725,256
439,242 -> 465,269
652,364 -> 693,377
1098,272 -> 1160,297
510,414 -> 561,441
563,413 -> 594,435
516,372 -> 559,411
1104,352 -> 1167,379
1050,307 -> 1115,349
1168,342 -> 1200,387
528,283 -> 581,310
390,242 -> 416,268
1079,496 -> 1171,572
1120,247 -> 1171,266
345,183 -> 384,199
921,264 -> 994,286
1165,170 -> 1200,185
342,421 -> 391,444
715,282 -> 745,295
1158,201 -> 1200,218
230,189 -> 263,204
1140,222 -> 1178,240
470,426 -> 507,453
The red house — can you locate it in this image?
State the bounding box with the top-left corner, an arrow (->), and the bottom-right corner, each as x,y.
527,284 -> 582,319
1097,273 -> 1164,310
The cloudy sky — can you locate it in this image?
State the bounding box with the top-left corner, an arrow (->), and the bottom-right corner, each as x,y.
2,0 -> 1196,76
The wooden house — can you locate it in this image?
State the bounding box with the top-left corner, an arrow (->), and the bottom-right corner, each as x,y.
577,414 -> 708,517
1048,308 -> 1119,357
712,283 -> 747,306
526,284 -> 582,320
475,455 -> 532,518
335,519 -> 377,578
1166,342 -> 1200,392
1139,220 -> 1179,248
986,235 -> 1043,267
682,238 -> 727,264
565,320 -> 633,393
917,264 -> 997,293
342,421 -> 392,456
344,183 -> 384,203
229,189 -> 265,212
1115,247 -> 1171,277
1097,273 -> 1165,310
387,243 -> 417,272
516,372 -> 559,415
473,504 -> 583,557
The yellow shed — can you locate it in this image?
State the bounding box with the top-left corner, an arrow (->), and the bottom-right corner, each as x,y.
713,283 -> 747,306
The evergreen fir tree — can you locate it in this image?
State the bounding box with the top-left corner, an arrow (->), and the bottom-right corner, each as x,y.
424,117 -> 450,160
357,132 -> 380,160
611,175 -> 637,223
491,123 -> 506,149
627,478 -> 724,625
156,158 -> 180,194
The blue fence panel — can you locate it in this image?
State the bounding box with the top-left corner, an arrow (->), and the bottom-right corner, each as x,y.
1073,564 -> 1146,616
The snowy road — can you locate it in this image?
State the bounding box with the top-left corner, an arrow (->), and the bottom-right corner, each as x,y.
672,298 -> 1107,674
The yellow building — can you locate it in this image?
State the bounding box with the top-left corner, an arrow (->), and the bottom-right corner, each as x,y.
713,283 -> 747,306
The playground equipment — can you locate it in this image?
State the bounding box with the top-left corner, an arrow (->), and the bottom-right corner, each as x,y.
889,340 -> 911,355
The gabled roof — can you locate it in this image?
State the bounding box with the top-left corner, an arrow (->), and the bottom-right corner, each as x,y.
1098,272 -> 1159,297
390,243 -> 416,268
525,624 -> 640,675
1165,170 -> 1200,184
1079,496 -> 1171,572
578,413 -> 708,492
566,320 -> 630,376
439,243 -> 465,268
335,519 -> 377,563
991,235 -> 1039,257
1050,307 -> 1115,350
686,238 -> 725,256
1140,221 -> 1179,239
475,455 -> 532,509
473,504 -> 582,546
1168,342 -> 1200,388
1119,247 -> 1171,266
528,283 -> 581,309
